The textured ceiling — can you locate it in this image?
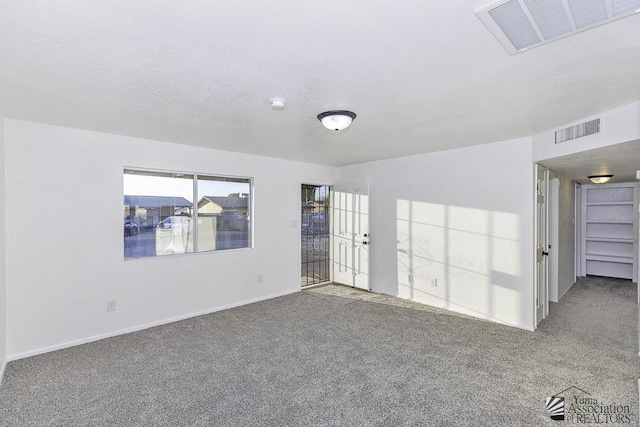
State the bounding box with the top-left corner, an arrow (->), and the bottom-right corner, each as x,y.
0,1 -> 639,166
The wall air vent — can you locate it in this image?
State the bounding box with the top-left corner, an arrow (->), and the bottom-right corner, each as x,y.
475,0 -> 640,55
555,118 -> 601,144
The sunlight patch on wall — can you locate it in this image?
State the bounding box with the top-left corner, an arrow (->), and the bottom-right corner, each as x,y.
396,199 -> 522,323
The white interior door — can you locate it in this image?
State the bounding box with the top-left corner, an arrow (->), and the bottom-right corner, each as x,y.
331,183 -> 370,290
535,165 -> 549,326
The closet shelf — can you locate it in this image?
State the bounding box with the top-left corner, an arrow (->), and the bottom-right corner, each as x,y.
585,202 -> 634,206
581,183 -> 637,281
585,220 -> 633,224
585,237 -> 634,243
585,254 -> 633,262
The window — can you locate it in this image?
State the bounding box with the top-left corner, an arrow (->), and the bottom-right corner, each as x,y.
123,169 -> 251,259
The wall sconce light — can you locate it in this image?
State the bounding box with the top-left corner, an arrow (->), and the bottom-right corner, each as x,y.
588,175 -> 613,184
317,110 -> 357,131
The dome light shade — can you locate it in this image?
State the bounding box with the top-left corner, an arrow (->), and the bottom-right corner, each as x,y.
317,110 -> 357,131
588,175 -> 613,184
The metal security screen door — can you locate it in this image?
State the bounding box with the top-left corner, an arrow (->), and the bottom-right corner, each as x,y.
331,183 -> 370,290
301,184 -> 331,287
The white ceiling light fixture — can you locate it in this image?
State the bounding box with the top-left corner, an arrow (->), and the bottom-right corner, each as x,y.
317,110 -> 357,131
476,0 -> 640,55
588,174 -> 613,184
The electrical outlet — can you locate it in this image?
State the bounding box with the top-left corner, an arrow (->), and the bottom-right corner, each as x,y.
432,278 -> 438,287
107,300 -> 116,312
258,275 -> 264,283
408,274 -> 413,284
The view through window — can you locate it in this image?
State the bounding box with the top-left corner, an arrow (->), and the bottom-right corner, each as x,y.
124,169 -> 251,259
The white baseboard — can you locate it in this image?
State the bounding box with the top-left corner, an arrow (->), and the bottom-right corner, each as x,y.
393,292 -> 535,332
557,280 -> 576,302
8,288 -> 300,362
0,359 -> 7,386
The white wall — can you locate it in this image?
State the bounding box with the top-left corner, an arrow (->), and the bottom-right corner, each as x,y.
556,176 -> 576,300
0,113 -> 6,381
532,101 -> 640,162
337,137 -> 535,330
5,119 -> 336,359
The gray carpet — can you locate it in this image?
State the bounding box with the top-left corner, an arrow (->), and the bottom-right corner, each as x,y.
0,276 -> 637,426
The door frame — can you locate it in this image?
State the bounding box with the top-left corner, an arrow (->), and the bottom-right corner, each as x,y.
548,171 -> 560,303
575,182 -> 583,278
534,164 -> 550,327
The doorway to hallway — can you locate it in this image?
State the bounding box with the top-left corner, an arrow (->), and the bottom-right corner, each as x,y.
301,184 -> 331,287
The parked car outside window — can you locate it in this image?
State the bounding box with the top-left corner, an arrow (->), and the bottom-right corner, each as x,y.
124,217 -> 138,236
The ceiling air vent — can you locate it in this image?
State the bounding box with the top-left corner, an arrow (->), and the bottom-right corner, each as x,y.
555,118 -> 601,144
475,0 -> 640,55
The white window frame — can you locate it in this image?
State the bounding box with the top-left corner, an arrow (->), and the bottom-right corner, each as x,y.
123,167 -> 253,259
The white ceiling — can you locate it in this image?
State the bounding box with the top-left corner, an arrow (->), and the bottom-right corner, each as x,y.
539,139 -> 640,184
0,1 -> 639,167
